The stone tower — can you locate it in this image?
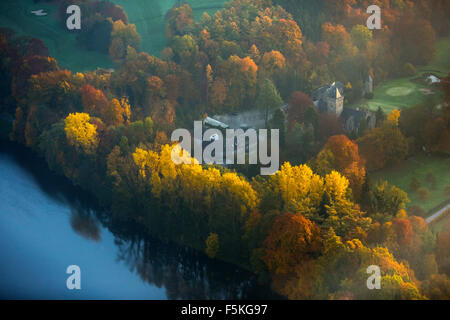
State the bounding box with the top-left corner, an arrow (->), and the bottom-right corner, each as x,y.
364,75 -> 373,95
326,84 -> 344,116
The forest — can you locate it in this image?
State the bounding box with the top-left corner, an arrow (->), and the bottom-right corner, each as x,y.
1,0 -> 450,299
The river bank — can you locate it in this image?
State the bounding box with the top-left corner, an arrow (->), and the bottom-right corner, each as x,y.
0,139 -> 280,299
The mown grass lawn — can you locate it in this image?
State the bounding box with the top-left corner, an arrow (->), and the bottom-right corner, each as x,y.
0,0 -> 225,70
0,0 -> 113,72
372,154 -> 450,214
347,73 -> 440,115
112,0 -> 225,57
367,77 -> 434,114
349,37 -> 450,114
363,38 -> 450,217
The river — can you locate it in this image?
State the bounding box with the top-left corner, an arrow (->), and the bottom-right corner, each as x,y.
0,141 -> 278,300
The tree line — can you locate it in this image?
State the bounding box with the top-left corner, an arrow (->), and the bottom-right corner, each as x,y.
1,0 -> 450,299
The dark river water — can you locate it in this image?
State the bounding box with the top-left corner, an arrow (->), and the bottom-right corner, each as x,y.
0,141 -> 278,300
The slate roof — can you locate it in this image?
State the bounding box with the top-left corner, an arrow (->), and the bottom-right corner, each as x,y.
317,99 -> 329,113
312,81 -> 345,101
341,107 -> 365,124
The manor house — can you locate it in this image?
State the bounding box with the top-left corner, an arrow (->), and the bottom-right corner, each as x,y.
312,80 -> 376,134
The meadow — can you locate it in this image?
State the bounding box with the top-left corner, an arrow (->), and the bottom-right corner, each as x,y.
0,0 -> 226,71
366,37 -> 450,219
418,36 -> 450,77
112,0 -> 225,56
0,0 -> 113,72
372,154 -> 450,215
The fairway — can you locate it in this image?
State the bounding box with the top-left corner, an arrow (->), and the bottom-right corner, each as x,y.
0,0 -> 113,72
418,36 -> 450,77
349,75 -> 439,114
366,77 -> 434,114
372,154 -> 450,214
351,37 -> 450,114
112,0 -> 225,56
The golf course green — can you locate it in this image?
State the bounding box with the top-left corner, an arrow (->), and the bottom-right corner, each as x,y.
367,37 -> 450,219
385,86 -> 414,97
366,77 -> 434,114
351,37 -> 450,114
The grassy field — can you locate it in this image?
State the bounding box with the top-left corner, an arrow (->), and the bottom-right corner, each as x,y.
0,0 -> 226,70
0,0 -> 113,72
348,74 -> 439,114
372,154 -> 450,214
365,38 -> 450,218
349,37 -> 450,114
112,0 -> 226,57
367,77 -> 435,114
418,36 -> 450,77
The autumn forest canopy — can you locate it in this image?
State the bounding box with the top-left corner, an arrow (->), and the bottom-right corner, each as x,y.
1,0 -> 450,300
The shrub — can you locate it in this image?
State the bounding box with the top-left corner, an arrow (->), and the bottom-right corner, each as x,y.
426,172 -> 437,189
417,187 -> 431,201
409,177 -> 421,192
444,186 -> 450,198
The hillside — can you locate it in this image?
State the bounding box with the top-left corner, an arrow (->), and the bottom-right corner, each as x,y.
111,0 -> 225,56
0,0 -> 113,72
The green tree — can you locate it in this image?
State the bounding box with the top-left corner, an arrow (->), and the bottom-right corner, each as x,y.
350,25 -> 372,49
417,187 -> 431,202
409,177 -> 421,192
286,122 -> 315,163
270,108 -> 286,148
257,79 -> 283,126
426,172 -> 437,189
375,107 -> 386,127
109,19 -> 141,61
369,181 -> 410,223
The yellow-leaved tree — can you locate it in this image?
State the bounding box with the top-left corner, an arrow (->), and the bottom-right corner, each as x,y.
132,144 -> 259,212
64,112 -> 99,154
129,144 -> 259,259
387,109 -> 401,126
264,163 -> 324,215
